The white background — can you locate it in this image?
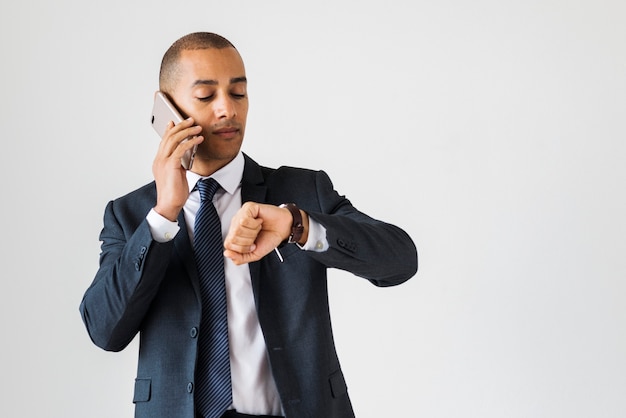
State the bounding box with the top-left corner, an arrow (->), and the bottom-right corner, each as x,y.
1,1 -> 625,417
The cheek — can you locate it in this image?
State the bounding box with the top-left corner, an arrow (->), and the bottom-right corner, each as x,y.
237,102 -> 249,120
190,108 -> 216,128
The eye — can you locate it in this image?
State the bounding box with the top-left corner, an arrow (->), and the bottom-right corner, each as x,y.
231,93 -> 246,99
197,95 -> 214,102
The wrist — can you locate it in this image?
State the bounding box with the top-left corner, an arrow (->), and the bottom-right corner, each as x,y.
279,203 -> 308,245
153,204 -> 181,223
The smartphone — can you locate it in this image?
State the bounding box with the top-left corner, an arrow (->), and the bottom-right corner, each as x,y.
151,91 -> 197,170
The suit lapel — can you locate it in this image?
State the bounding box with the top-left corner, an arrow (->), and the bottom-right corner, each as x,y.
241,154 -> 268,301
173,212 -> 202,303
241,153 -> 268,204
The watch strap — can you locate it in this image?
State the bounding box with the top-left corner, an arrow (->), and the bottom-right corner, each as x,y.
280,203 -> 304,244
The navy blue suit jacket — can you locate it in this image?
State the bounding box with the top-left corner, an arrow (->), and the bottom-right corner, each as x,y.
80,154 -> 417,418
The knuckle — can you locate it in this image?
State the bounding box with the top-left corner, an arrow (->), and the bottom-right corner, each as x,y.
241,201 -> 255,211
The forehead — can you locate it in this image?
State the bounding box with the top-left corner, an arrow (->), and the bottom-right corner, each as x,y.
176,47 -> 246,86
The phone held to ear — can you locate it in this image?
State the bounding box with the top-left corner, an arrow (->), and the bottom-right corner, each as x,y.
151,91 -> 197,170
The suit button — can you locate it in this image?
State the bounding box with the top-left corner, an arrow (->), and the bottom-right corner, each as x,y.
190,327 -> 198,338
187,382 -> 193,393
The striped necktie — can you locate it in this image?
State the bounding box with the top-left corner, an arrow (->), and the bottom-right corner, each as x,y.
193,178 -> 232,418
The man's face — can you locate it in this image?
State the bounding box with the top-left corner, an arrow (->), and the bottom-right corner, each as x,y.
170,47 -> 248,171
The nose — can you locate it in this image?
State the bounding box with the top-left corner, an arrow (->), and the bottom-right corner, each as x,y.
214,93 -> 236,119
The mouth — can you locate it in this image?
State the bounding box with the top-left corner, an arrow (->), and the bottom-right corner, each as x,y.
212,125 -> 240,139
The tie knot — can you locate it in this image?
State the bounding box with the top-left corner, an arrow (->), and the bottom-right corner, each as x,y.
197,178 -> 220,202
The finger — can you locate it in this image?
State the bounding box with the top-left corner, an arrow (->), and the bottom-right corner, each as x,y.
169,135 -> 203,162
223,249 -> 246,265
225,231 -> 259,247
164,117 -> 196,137
158,118 -> 192,147
224,242 -> 257,255
226,212 -> 263,238
224,248 -> 259,265
160,119 -> 202,153
167,126 -> 202,152
170,123 -> 202,143
224,222 -> 261,253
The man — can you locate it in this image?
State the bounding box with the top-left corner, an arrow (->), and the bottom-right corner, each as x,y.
80,32 -> 417,418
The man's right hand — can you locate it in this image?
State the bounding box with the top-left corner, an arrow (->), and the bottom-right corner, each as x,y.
152,117 -> 204,221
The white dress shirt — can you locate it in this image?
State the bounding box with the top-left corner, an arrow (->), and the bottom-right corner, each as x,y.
146,152 -> 327,415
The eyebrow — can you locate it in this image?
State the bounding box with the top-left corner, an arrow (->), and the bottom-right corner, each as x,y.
192,76 -> 247,87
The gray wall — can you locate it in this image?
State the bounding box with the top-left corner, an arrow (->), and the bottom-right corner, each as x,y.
1,0 -> 625,417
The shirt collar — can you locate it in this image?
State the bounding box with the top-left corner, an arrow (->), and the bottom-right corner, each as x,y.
186,151 -> 244,195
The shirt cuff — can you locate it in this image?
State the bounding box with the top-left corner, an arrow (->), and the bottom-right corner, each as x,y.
298,218 -> 328,252
146,208 -> 180,243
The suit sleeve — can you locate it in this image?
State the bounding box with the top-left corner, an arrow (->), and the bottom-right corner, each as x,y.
302,170 -> 418,287
79,200 -> 174,352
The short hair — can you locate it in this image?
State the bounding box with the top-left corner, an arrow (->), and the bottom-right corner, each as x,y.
159,32 -> 237,93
